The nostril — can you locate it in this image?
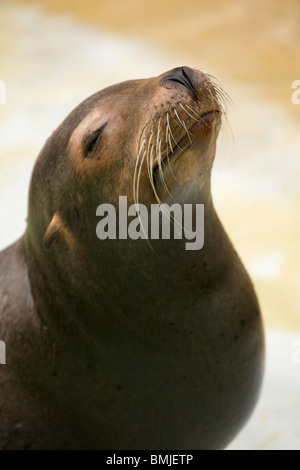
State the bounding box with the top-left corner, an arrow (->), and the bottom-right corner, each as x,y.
164,66 -> 197,97
181,67 -> 194,85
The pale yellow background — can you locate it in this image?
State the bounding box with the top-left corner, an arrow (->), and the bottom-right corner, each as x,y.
0,0 -> 299,449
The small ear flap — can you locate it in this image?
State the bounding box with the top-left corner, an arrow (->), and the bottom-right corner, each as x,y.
43,213 -> 63,248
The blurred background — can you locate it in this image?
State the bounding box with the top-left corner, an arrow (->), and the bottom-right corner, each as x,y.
0,0 -> 299,449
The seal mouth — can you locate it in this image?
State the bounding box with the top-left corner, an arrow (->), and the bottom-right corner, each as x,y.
152,109 -> 220,171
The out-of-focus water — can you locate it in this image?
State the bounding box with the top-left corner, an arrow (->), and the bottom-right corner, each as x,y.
0,0 -> 299,450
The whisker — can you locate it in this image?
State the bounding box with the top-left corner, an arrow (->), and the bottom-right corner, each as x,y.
207,74 -> 234,107
155,118 -> 170,194
181,119 -> 193,144
179,102 -> 199,121
169,110 -> 185,151
183,102 -> 199,117
166,113 -> 174,153
174,108 -> 191,136
203,81 -> 218,112
146,131 -> 154,196
149,144 -> 162,206
135,148 -> 147,211
165,121 -> 176,178
135,145 -> 156,252
133,137 -> 146,207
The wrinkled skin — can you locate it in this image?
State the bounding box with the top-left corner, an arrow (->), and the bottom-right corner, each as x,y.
0,67 -> 264,449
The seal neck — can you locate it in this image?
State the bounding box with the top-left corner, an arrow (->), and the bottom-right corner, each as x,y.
24,195 -> 229,348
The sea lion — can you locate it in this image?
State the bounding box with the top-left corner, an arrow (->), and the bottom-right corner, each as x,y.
0,66 -> 264,450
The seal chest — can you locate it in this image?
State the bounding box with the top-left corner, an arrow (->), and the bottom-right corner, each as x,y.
0,66 -> 264,450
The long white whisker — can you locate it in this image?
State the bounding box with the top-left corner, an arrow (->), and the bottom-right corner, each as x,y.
184,102 -> 199,117
174,108 -> 188,133
166,113 -> 174,153
182,119 -> 193,144
169,111 -> 184,151
136,148 -> 147,212
133,137 -> 146,207
146,131 -> 154,179
148,144 -> 162,205
179,102 -> 199,121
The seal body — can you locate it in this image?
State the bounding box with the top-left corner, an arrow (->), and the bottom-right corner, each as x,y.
0,67 -> 264,449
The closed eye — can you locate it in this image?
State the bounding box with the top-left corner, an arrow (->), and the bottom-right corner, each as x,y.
84,121 -> 108,159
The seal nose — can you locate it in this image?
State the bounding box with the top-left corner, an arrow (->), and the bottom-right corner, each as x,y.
163,66 -> 197,97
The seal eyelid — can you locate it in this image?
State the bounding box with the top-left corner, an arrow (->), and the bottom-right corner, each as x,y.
84,121 -> 108,159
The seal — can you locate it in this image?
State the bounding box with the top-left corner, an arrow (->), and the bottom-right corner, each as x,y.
0,66 -> 264,450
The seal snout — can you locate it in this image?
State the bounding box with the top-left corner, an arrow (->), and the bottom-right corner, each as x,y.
162,66 -> 198,98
